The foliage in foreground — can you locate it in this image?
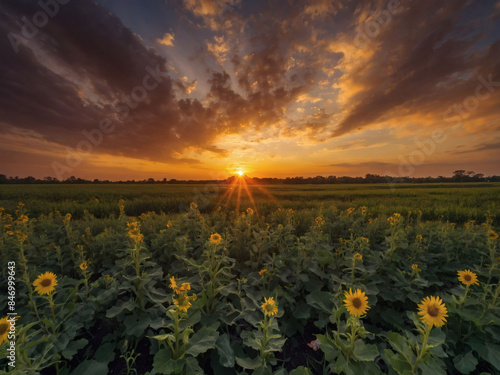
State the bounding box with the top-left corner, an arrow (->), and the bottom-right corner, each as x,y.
0,202 -> 499,374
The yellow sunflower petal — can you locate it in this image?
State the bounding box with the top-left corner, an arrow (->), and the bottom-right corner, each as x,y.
261,297 -> 278,316
417,295 -> 448,328
343,288 -> 370,317
32,272 -> 58,295
457,269 -> 479,286
0,317 -> 10,346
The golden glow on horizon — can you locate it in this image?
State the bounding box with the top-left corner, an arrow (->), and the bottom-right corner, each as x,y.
237,169 -> 244,176
214,175 -> 277,215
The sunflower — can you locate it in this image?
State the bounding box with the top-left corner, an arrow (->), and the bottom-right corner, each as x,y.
178,282 -> 191,292
173,293 -> 192,313
354,253 -> 363,261
488,229 -> 499,241
457,269 -> 479,286
412,264 -> 419,270
17,215 -> 29,223
261,297 -> 278,316
0,317 -> 10,346
417,296 -> 448,328
315,216 -> 325,226
33,272 -> 58,295
343,288 -> 370,317
209,233 -> 222,244
169,276 -> 178,291
127,221 -> 144,243
79,261 -> 88,271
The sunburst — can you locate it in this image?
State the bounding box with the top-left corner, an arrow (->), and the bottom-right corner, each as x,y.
214,170 -> 276,216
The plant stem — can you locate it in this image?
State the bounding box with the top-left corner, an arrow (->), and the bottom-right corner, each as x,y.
173,310 -> 180,360
346,317 -> 358,364
411,324 -> 431,374
18,242 -> 42,323
260,314 -> 269,367
457,285 -> 470,337
350,258 -> 356,284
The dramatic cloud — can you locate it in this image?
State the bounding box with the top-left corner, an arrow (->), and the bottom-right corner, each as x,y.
158,32 -> 175,46
0,0 -> 499,179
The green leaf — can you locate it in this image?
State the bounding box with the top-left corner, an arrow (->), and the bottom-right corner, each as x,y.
316,334 -> 339,363
383,349 -> 412,373
429,344 -> 448,358
387,332 -> 414,362
427,328 -> 446,347
71,360 -> 108,375
267,337 -> 287,352
124,314 -> 152,337
289,366 -> 314,375
153,349 -> 184,374
216,333 -> 235,368
453,352 -> 478,374
185,326 -> 219,357
241,330 -> 262,351
362,361 -> 385,375
106,298 -> 135,318
179,310 -> 202,330
184,357 -> 203,374
306,291 -> 334,314
253,366 -> 273,375
485,326 -> 500,342
293,302 -> 311,320
235,355 -> 262,370
94,342 -> 116,364
352,340 -> 378,361
152,333 -> 175,343
61,338 -> 88,360
182,328 -> 194,345
474,342 -> 500,370
417,357 -> 447,375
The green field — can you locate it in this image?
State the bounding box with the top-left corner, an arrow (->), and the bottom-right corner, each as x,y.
0,182 -> 498,223
0,183 -> 499,374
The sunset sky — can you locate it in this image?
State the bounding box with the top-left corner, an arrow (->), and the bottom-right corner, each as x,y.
1,0 -> 499,180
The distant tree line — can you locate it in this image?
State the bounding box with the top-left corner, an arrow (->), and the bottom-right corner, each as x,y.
0,170 -> 498,185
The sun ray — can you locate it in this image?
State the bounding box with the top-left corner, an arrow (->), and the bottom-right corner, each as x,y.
236,179 -> 242,212
244,177 -> 277,202
241,176 -> 259,215
224,182 -> 237,207
213,171 -> 276,215
215,177 -> 238,209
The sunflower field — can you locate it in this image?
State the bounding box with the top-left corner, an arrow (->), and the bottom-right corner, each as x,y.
0,183 -> 499,374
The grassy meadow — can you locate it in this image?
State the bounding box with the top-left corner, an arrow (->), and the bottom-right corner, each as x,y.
0,182 -> 499,374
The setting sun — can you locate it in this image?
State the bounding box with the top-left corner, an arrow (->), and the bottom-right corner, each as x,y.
237,170 -> 244,177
